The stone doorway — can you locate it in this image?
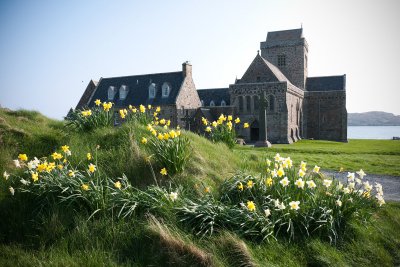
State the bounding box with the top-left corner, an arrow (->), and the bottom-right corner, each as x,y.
250,120 -> 259,141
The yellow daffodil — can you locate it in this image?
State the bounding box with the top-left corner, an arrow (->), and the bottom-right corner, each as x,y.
52,152 -> 63,160
212,121 -> 218,127
339,167 -> 344,172
119,109 -> 126,119
88,163 -> 96,173
243,123 -> 249,128
160,119 -> 166,125
163,133 -> 170,140
87,153 -> 92,160
160,168 -> 167,176
57,164 -> 63,170
132,108 -> 137,113
277,167 -> 285,177
247,201 -> 256,212
31,172 -> 39,182
68,170 -> 76,177
205,126 -> 211,132
167,120 -> 171,126
103,102 -> 113,112
157,133 -> 164,140
247,180 -> 253,188
95,99 -> 101,106
237,182 -> 244,191
156,106 -> 161,112
46,162 -> 56,172
61,145 -> 70,153
227,115 -> 233,121
176,130 -> 181,136
139,105 -> 146,113
141,137 -> 148,144
235,117 -> 240,124
18,154 -> 28,161
148,104 -> 152,109
114,181 -> 122,189
81,184 -> 89,191
265,177 -> 273,186
151,129 -> 157,136
204,187 -> 210,193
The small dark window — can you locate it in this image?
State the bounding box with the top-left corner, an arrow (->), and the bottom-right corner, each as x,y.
268,95 -> 275,112
253,96 -> 259,111
239,97 -> 244,112
256,76 -> 261,82
278,55 -> 286,67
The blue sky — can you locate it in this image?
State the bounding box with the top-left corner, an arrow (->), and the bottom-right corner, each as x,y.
1,0 -> 399,119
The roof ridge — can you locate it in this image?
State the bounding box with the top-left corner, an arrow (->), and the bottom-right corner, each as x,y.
259,55 -> 290,82
102,71 -> 182,80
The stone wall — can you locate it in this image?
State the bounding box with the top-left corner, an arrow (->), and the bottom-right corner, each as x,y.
229,81 -> 297,143
304,91 -> 347,142
261,39 -> 308,89
286,83 -> 305,143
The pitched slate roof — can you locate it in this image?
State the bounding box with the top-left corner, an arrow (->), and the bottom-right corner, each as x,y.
306,75 -> 346,91
88,71 -> 184,108
260,56 -> 290,82
197,88 -> 230,106
267,28 -> 303,41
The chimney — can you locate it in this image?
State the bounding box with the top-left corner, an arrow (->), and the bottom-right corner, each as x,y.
182,61 -> 192,78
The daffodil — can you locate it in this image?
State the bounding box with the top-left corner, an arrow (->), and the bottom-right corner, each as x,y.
88,163 -> 96,173
205,126 -> 211,132
141,137 -> 148,144
279,177 -> 290,187
52,152 -> 63,160
363,181 -> 373,191
61,145 -> 70,153
148,104 -> 152,110
336,199 -> 342,207
9,186 -> 15,195
81,184 -> 89,191
114,181 -> 122,189
266,159 -> 271,166
289,201 -> 300,210
347,172 -> 355,182
157,133 -> 164,140
160,119 -> 166,125
227,115 -> 233,121
156,106 -> 161,112
235,117 -> 240,124
68,170 -> 76,177
31,172 -> 39,182
247,201 -> 256,212
160,168 -> 167,176
265,177 -> 273,186
300,161 -> 307,171
119,109 -> 126,119
3,171 -> 10,180
298,169 -> 306,178
237,182 -> 244,191
306,180 -> 316,189
139,104 -> 146,113
247,180 -> 253,188
295,178 -> 305,189
277,167 -> 285,177
37,162 -> 48,172
204,187 -> 210,193
169,192 -> 178,201
313,165 -> 320,173
18,154 -> 28,161
87,153 -> 92,160
357,169 -> 366,179
348,182 -> 355,189
274,153 -> 281,162
264,209 -> 271,217
243,123 -> 249,128
57,164 -> 63,170
212,121 -> 218,127
322,179 -> 332,188
284,157 -> 293,168
95,99 -> 101,106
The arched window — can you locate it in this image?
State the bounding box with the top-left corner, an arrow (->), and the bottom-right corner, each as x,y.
253,96 -> 259,111
201,100 -> 204,107
119,85 -> 128,100
221,100 -> 226,106
108,86 -> 116,100
239,97 -> 244,112
210,100 -> 215,107
149,83 -> 156,99
162,82 -> 170,98
268,95 -> 275,112
246,95 -> 251,112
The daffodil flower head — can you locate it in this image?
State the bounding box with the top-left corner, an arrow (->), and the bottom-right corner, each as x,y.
289,201 -> 300,210
280,177 -> 290,187
247,201 -> 256,212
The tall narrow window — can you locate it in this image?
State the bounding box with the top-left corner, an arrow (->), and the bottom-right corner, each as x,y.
108,86 -> 116,100
246,95 -> 251,112
268,95 -> 275,112
162,82 -> 170,98
277,55 -> 286,67
119,85 -> 128,100
201,100 -> 204,107
210,100 -> 215,107
149,83 -> 156,99
239,97 -> 244,112
221,100 -> 226,106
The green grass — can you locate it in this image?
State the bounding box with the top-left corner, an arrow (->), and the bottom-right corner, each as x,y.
235,139 -> 400,176
0,108 -> 399,266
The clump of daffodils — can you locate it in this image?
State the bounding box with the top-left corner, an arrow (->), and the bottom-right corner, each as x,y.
201,114 -> 248,149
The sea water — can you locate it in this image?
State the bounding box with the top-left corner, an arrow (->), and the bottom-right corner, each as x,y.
348,126 -> 400,139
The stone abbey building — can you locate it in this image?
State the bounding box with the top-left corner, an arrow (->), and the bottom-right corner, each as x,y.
76,28 -> 347,144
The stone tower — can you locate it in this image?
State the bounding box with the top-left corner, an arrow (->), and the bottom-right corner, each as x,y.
260,28 -> 308,89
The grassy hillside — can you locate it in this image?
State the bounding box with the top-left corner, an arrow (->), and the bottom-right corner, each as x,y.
0,108 -> 399,266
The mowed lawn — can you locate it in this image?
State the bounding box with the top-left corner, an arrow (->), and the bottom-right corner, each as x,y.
235,139 -> 400,176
